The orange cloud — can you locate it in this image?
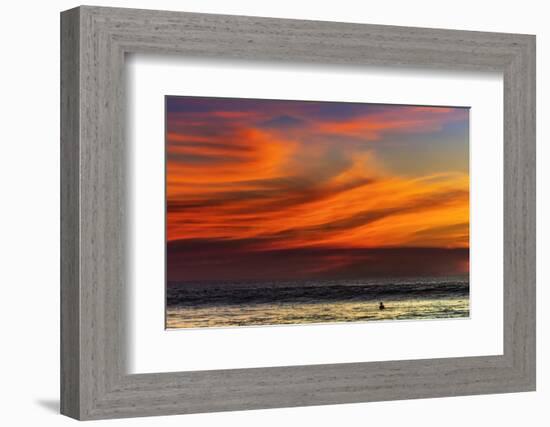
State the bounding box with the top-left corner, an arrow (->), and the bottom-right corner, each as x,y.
165,97 -> 469,280
316,107 -> 467,140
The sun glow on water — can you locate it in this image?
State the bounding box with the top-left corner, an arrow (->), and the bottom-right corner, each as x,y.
167,297 -> 469,329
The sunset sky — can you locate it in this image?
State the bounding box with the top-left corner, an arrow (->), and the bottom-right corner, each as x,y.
166,96 -> 469,282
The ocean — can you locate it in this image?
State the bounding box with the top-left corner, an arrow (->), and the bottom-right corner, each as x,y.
166,276 -> 469,329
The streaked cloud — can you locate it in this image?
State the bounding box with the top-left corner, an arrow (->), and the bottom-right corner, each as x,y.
166,96 -> 469,281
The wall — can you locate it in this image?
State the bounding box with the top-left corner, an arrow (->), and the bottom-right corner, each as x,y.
0,0 -> 546,425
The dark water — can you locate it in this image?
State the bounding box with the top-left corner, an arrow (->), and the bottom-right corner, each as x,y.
166,277 -> 469,328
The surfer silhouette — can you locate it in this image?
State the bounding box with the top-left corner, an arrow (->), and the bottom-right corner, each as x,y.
379,301 -> 385,310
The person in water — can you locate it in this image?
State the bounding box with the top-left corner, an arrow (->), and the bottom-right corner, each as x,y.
379,301 -> 385,310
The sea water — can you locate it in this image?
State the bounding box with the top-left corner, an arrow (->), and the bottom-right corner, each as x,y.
166,276 -> 469,329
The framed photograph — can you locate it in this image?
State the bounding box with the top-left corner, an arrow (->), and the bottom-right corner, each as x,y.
164,96 -> 470,330
61,6 -> 535,420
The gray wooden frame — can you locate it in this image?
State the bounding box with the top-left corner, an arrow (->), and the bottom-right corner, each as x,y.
60,5 -> 536,420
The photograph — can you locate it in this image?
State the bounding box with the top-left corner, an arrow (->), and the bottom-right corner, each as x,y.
165,96 -> 470,329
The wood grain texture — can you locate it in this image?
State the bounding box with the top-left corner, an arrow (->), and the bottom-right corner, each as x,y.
60,7 -> 80,419
60,5 -> 536,420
